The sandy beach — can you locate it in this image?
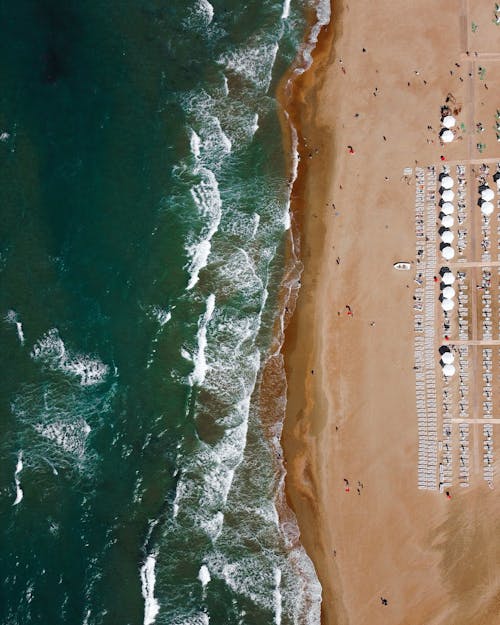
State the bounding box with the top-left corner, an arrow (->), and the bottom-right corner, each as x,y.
281,1 -> 500,623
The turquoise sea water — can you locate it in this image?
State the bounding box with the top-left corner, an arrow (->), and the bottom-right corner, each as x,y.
0,1 -> 329,623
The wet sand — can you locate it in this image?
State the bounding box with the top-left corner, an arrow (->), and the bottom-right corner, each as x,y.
281,1 -> 500,624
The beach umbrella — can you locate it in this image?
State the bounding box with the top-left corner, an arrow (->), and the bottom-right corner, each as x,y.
443,363 -> 456,377
442,115 -> 456,129
441,351 -> 455,364
441,298 -> 455,312
481,201 -> 494,216
443,285 -> 456,299
481,188 -> 494,201
442,271 -> 455,285
441,129 -> 454,143
441,229 -> 454,244
441,214 -> 454,228
441,245 -> 455,260
441,176 -> 454,189
441,202 -> 454,215
442,189 -> 455,202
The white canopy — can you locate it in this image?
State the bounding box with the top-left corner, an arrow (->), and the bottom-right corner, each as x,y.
441,202 -> 454,215
441,214 -> 454,228
443,363 -> 456,377
441,351 -> 455,365
441,176 -> 454,189
441,245 -> 455,260
441,298 -> 455,311
443,285 -> 456,299
442,271 -> 455,285
481,201 -> 494,216
441,129 -> 454,143
481,187 -> 495,202
442,115 -> 456,129
442,189 -> 455,202
441,229 -> 454,244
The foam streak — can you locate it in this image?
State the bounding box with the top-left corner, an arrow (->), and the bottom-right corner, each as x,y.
140,553 -> 160,625
13,450 -> 23,505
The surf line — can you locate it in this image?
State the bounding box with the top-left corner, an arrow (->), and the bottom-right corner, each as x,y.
140,551 -> 160,625
13,451 -> 23,506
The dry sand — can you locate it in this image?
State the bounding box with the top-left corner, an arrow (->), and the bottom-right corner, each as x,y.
281,1 -> 500,624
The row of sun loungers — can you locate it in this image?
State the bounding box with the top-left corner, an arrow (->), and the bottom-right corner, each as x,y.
456,167 -> 468,257
415,167 -> 439,490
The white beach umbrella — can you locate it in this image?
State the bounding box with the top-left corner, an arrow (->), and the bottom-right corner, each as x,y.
481,187 -> 494,202
441,176 -> 454,189
442,115 -> 456,129
441,351 -> 455,365
443,285 -> 456,299
441,202 -> 454,215
442,298 -> 455,311
481,201 -> 494,216
441,229 -> 454,244
442,271 -> 455,285
441,129 -> 454,143
442,189 -> 455,202
441,214 -> 454,228
443,363 -> 456,377
441,245 -> 455,260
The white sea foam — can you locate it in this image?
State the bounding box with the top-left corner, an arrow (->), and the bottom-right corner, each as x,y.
251,113 -> 259,135
281,0 -> 291,19
199,511 -> 224,540
34,419 -> 91,458
198,564 -> 211,589
158,7 -> 329,620
31,328 -> 109,386
150,306 -> 172,327
273,568 -> 282,625
211,248 -> 263,302
16,321 -> 25,345
171,418 -> 248,541
171,613 -> 210,625
12,380 -> 115,475
146,306 -> 173,369
195,114 -> 232,162
186,239 -> 212,291
140,553 -> 160,625
13,450 -> 23,505
190,129 -> 201,159
198,0 -> 214,24
219,40 -> 279,91
183,0 -> 214,30
220,557 -> 275,608
186,168 -> 222,290
188,294 -> 215,386
172,478 -> 186,519
4,310 -> 25,345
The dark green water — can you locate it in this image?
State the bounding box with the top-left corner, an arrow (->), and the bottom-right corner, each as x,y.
0,1 -> 329,623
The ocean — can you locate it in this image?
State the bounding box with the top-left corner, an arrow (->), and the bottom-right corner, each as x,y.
0,1 -> 329,623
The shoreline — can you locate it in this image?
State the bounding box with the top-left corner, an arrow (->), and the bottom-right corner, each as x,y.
276,1 -> 342,621
258,0 -> 340,620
